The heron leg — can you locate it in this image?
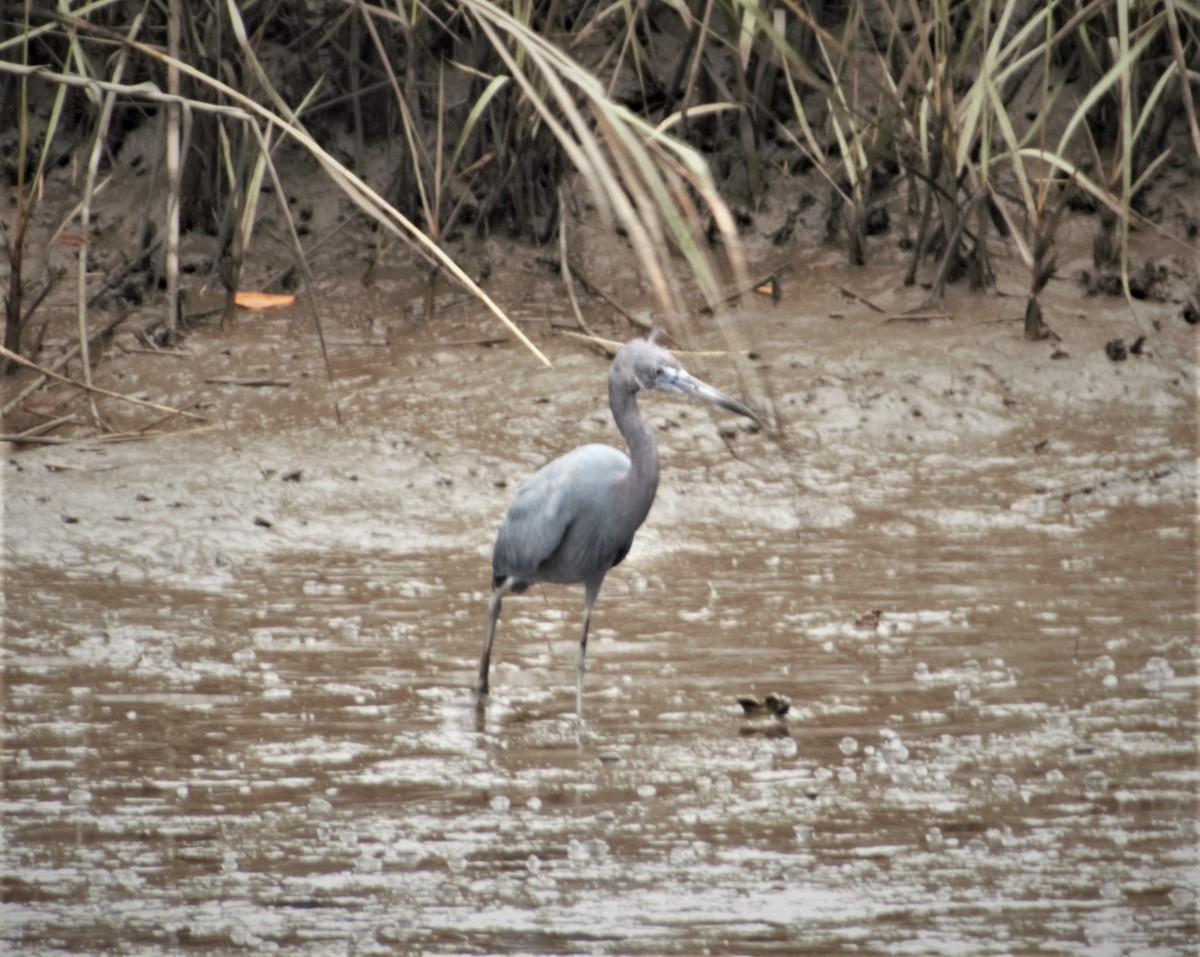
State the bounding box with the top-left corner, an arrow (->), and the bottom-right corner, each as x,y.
576,584 -> 601,721
477,579 -> 514,699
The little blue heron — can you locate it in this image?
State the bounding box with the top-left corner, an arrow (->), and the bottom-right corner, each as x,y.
476,335 -> 758,718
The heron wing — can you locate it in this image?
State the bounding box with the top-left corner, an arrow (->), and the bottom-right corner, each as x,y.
492,444 -> 630,588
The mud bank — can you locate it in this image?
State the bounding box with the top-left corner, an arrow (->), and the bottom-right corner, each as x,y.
3,239 -> 1198,954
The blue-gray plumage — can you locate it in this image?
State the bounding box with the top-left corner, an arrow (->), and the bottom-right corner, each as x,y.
476,335 -> 758,718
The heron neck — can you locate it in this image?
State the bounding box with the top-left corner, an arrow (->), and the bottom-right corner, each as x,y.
611,384 -> 660,517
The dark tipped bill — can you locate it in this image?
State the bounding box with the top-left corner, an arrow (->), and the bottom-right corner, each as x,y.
660,367 -> 760,424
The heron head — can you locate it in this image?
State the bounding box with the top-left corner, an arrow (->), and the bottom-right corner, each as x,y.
612,337 -> 759,423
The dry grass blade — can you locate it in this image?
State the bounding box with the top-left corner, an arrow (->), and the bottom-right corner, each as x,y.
1116,0 -> 1135,305
198,5 -> 560,365
4,7 -> 69,369
0,12 -> 545,373
75,8 -> 144,423
5,0 -> 1186,400
448,72 -> 509,173
469,10 -> 679,310
222,3 -> 344,419
8,4 -> 552,369
457,0 -> 750,327
1164,0 -> 1200,160
356,3 -> 437,237
164,0 -> 182,341
558,186 -> 594,340
0,344 -> 208,422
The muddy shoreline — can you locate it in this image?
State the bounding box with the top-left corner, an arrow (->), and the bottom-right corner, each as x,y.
4,231 -> 1198,953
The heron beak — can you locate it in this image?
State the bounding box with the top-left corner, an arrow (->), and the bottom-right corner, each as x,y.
659,368 -> 760,423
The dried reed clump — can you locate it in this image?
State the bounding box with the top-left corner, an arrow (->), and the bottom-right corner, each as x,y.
2,0 -> 1195,378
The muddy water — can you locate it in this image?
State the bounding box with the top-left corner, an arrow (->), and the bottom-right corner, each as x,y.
3,272 -> 1198,955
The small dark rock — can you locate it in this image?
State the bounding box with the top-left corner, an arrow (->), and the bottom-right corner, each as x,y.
1131,260 -> 1174,301
1129,335 -> 1147,356
769,208 -> 799,245
1065,187 -> 1097,213
281,469 -> 303,482
737,693 -> 791,718
1083,270 -> 1123,297
864,205 -> 890,236
1105,339 -> 1128,361
766,693 -> 791,716
253,516 -> 273,528
855,610 -> 883,631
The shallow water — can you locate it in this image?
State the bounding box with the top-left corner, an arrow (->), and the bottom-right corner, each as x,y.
3,273 -> 1198,954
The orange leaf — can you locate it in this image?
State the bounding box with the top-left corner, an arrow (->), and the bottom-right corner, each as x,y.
753,276 -> 781,303
235,291 -> 296,310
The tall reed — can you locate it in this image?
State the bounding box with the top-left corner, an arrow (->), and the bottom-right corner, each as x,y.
1,0 -> 1192,373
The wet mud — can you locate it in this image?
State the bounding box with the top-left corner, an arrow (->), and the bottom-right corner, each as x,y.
3,251 -> 1198,954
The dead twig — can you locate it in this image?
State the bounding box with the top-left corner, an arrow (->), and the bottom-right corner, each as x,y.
839,286 -> 885,314
203,376 -> 291,387
0,434 -> 98,446
910,189 -> 986,312
559,186 -> 597,339
0,343 -> 207,421
12,414 -> 77,439
563,260 -> 650,331
135,401 -> 204,434
116,345 -> 194,359
322,338 -> 389,349
0,424 -> 222,446
701,263 -> 796,313
407,337 -> 510,349
884,313 -> 954,323
1,308 -> 133,417
42,460 -> 119,470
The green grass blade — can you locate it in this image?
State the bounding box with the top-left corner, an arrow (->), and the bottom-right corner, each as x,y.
448,73 -> 509,173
